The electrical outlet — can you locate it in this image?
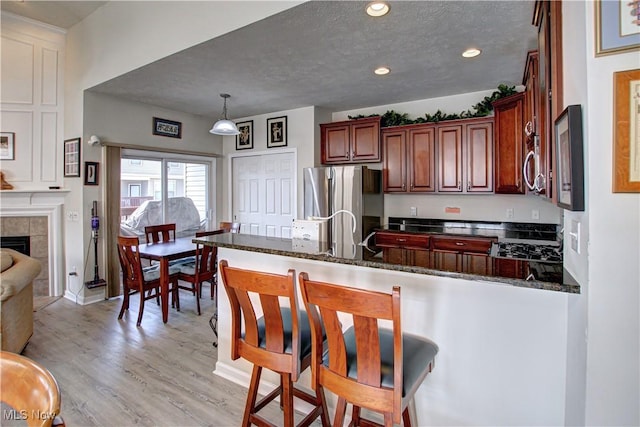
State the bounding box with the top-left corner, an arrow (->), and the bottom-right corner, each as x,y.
410,206 -> 417,216
66,211 -> 79,222
531,209 -> 540,220
506,208 -> 514,219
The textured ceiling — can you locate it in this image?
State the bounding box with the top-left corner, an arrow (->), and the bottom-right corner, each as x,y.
1,1 -> 107,29
3,1 -> 538,120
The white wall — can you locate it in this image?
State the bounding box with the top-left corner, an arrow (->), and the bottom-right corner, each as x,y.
333,90 -> 563,224
561,2 -> 589,425
581,2 -> 640,425
62,2 -> 302,303
220,106 -> 317,220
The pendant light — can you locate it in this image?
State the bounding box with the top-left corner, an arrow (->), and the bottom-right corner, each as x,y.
209,93 -> 240,135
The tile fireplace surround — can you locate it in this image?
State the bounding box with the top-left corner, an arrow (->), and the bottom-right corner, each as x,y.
0,190 -> 67,296
0,216 -> 49,295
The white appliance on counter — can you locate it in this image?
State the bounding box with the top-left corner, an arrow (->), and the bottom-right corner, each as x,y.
523,121 -> 546,193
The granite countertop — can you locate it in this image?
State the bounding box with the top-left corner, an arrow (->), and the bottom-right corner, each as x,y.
195,233 -> 579,294
386,217 -> 560,242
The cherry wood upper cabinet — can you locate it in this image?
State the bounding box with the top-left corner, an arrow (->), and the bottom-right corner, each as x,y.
493,92 -> 525,194
466,121 -> 494,192
321,116 -> 381,164
382,129 -> 407,192
523,50 -> 539,195
533,0 -> 563,202
437,125 -> 463,192
383,124 -> 436,193
437,118 -> 494,193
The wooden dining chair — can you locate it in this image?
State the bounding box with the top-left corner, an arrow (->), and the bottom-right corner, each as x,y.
218,260 -> 329,427
176,230 -> 225,315
0,351 -> 65,427
117,236 -> 181,326
144,223 -> 176,243
299,274 -> 439,427
219,221 -> 241,233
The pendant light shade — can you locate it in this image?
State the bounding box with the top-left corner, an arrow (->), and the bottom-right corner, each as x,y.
210,93 -> 240,135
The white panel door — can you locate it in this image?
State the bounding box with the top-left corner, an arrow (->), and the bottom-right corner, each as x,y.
232,152 -> 295,237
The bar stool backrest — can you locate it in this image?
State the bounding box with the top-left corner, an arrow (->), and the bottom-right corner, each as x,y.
299,274 -> 405,425
218,260 -> 302,379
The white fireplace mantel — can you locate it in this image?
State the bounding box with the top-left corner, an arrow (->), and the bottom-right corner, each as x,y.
0,189 -> 69,296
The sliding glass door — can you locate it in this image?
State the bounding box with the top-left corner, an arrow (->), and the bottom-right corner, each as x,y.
119,151 -> 214,238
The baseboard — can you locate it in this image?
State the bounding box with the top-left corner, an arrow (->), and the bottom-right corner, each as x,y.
63,289 -> 105,305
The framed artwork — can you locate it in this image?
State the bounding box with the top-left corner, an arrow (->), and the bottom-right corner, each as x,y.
84,161 -> 99,186
236,120 -> 253,150
0,132 -> 15,160
63,138 -> 81,177
613,68 -> 640,192
267,116 -> 288,148
595,0 -> 640,56
555,105 -> 585,211
153,117 -> 182,139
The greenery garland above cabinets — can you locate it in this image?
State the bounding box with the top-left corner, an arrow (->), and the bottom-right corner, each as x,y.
349,85 -> 518,128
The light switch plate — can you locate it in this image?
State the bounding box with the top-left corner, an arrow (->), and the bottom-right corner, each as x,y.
410,206 -> 417,216
570,220 -> 580,254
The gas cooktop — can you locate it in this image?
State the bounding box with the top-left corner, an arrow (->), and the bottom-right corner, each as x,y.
491,241 -> 563,263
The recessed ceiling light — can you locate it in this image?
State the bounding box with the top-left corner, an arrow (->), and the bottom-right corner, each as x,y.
462,48 -> 482,58
366,1 -> 390,17
374,66 -> 390,75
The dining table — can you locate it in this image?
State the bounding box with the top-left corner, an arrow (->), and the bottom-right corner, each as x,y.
137,236 -> 197,323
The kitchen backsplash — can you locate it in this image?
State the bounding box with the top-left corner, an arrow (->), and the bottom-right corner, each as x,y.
383,193 -> 562,225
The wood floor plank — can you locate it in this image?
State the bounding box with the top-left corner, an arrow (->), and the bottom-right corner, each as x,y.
21,289 -> 321,426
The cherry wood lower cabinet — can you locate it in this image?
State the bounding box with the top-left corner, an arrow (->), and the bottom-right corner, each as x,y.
431,235 -> 496,275
494,258 -> 528,279
383,247 -> 431,268
376,231 -> 431,267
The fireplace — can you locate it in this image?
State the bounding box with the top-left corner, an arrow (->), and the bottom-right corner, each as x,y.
0,190 -> 66,297
1,236 -> 31,256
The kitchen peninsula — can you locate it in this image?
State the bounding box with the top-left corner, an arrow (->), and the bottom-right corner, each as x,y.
195,223 -> 578,294
197,231 -> 578,426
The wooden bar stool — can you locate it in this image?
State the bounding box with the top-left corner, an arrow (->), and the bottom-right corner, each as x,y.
299,274 -> 438,427
218,260 -> 329,427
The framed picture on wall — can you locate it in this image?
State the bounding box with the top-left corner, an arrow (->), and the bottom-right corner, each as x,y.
152,117 -> 182,139
267,116 -> 287,148
0,132 -> 15,160
63,138 -> 81,177
84,161 -> 99,186
555,105 -> 584,211
595,0 -> 640,56
236,120 -> 253,150
613,69 -> 640,192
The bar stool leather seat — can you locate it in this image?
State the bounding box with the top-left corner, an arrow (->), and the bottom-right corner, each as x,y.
341,327 -> 438,396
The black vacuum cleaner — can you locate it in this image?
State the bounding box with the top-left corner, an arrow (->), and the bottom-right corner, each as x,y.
86,201 -> 107,289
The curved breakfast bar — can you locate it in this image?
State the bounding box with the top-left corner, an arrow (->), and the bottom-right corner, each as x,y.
196,232 -> 578,426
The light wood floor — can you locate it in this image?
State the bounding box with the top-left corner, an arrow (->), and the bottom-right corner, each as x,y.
22,287 -> 319,426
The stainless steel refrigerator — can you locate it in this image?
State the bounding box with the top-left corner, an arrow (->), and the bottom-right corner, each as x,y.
303,165 -> 383,257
